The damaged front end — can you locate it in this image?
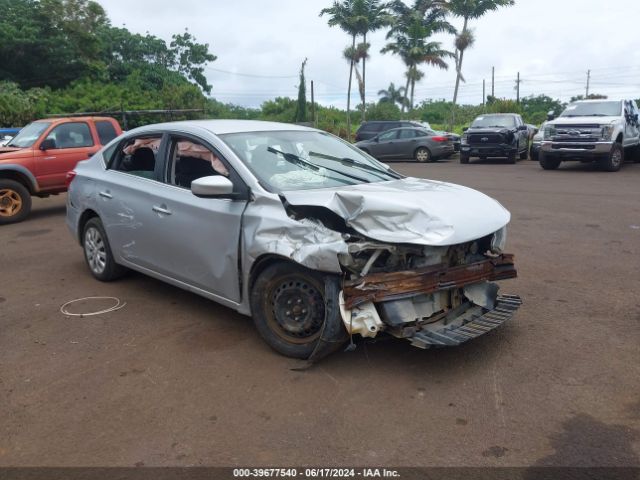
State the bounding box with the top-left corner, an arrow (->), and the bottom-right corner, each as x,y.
336,234 -> 521,349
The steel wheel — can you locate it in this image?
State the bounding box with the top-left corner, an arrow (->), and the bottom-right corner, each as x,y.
266,275 -> 325,345
0,188 -> 23,217
84,226 -> 107,275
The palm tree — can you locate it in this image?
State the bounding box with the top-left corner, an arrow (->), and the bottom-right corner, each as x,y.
320,1 -> 360,138
447,0 -> 515,128
344,42 -> 369,116
378,82 -> 408,109
383,0 -> 454,115
351,0 -> 391,121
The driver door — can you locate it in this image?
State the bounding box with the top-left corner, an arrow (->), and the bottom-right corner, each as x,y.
373,129 -> 400,159
139,133 -> 248,302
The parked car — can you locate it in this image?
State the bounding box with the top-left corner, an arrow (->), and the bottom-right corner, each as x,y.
0,117 -> 122,224
66,120 -> 521,360
0,128 -> 21,147
460,113 -> 530,164
355,127 -> 455,162
355,120 -> 423,141
539,99 -> 640,171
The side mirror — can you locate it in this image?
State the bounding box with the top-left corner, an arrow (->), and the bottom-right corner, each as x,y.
547,110 -> 556,121
40,138 -> 56,150
634,113 -> 639,122
191,175 -> 234,198
462,127 -> 469,132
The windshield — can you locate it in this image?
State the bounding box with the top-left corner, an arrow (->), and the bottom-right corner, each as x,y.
219,130 -> 400,192
7,122 -> 51,148
560,101 -> 621,117
471,115 -> 516,128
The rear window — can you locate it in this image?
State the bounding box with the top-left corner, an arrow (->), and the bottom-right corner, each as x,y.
96,121 -> 119,144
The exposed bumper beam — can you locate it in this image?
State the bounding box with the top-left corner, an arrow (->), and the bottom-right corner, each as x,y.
342,254 -> 517,309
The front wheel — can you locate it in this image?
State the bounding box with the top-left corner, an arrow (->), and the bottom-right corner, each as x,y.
507,151 -> 516,164
599,143 -> 623,172
519,150 -> 528,160
0,179 -> 31,225
250,262 -> 347,359
539,152 -> 561,170
82,217 -> 127,281
460,153 -> 470,164
415,147 -> 432,163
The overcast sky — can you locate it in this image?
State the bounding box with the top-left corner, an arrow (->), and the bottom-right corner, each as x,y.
99,0 -> 640,108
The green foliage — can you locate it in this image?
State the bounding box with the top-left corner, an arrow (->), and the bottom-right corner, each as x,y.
294,59 -> 308,123
0,82 -> 49,127
365,101 -> 402,120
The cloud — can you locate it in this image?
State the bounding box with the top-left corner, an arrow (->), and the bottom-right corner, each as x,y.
99,0 -> 640,107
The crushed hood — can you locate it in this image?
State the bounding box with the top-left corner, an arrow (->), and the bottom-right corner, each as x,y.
282,177 -> 510,246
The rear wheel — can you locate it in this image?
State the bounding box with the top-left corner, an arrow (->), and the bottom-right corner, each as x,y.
460,153 -> 470,164
539,152 -> 561,170
0,179 -> 31,225
82,217 -> 127,281
415,147 -> 431,163
251,262 -> 347,359
599,143 -> 623,172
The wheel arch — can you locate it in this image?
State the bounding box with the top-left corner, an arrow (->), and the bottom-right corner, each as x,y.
77,208 -> 100,244
0,165 -> 38,194
249,254 -> 302,296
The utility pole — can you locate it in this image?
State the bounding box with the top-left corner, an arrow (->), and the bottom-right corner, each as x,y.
311,80 -> 316,128
516,72 -> 521,103
491,66 -> 495,98
482,79 -> 486,108
586,70 -> 591,97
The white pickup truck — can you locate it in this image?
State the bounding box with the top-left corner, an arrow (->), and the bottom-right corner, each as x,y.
539,99 -> 640,171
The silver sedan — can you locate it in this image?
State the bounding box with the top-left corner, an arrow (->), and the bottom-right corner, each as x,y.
66,120 -> 520,360
354,127 -> 455,162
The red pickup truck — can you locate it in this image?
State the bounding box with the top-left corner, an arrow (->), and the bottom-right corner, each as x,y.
0,117 -> 122,224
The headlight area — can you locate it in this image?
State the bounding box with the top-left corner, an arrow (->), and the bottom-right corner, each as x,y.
491,226 -> 507,254
336,237 -> 521,349
600,123 -> 615,141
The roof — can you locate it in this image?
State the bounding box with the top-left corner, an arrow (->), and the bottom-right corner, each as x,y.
35,116 -> 119,123
131,119 -> 318,136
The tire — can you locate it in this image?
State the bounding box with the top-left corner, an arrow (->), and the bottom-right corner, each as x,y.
507,151 -> 516,164
630,145 -> 640,163
82,217 -> 127,281
250,262 -> 347,359
519,150 -> 528,160
460,153 -> 470,164
539,152 -> 561,170
0,179 -> 31,225
415,147 -> 432,163
599,143 -> 623,172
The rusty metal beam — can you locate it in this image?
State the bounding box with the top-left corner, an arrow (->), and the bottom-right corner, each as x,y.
342,254 -> 517,309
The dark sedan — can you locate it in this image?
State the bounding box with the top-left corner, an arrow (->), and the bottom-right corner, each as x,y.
355,127 -> 455,162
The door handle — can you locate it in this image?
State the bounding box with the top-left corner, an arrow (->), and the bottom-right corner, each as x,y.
152,205 -> 172,215
99,191 -> 112,199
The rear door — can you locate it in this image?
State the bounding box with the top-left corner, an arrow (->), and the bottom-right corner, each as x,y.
35,122 -> 99,189
394,128 -> 419,158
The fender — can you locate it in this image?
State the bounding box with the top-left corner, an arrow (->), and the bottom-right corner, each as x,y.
0,164 -> 39,192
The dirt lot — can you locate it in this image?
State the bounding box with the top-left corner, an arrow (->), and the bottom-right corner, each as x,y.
1,158 -> 639,467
